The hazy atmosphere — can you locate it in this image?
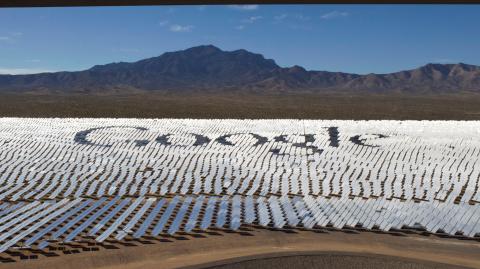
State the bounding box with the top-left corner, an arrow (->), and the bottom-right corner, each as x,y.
0,4 -> 479,74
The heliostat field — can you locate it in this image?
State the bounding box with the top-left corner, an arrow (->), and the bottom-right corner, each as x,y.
0,118 -> 479,260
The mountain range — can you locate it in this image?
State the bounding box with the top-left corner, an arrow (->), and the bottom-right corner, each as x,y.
1,45 -> 479,94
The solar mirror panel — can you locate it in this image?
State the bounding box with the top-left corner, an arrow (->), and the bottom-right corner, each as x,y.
133,198 -> 166,238
151,196 -> 180,236
200,197 -> 217,230
117,198 -> 156,240
184,195 -> 205,232
96,197 -> 144,242
215,196 -> 229,228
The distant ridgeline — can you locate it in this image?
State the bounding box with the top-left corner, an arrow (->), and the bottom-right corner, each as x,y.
0,45 -> 480,94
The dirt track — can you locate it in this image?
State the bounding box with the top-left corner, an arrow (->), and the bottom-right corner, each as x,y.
187,252 -> 471,269
4,228 -> 480,269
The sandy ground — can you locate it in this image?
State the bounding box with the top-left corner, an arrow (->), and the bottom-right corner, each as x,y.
2,93 -> 480,120
2,228 -> 479,269
187,253 -> 472,269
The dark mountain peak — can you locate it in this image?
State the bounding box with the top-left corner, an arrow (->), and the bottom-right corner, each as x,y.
287,65 -> 307,73
419,62 -> 479,72
82,45 -> 281,90
452,62 -> 480,72
181,44 -> 222,55
231,48 -> 248,53
418,63 -> 451,74
456,62 -> 470,68
412,63 -> 480,79
89,61 -> 130,72
138,45 -> 279,69
423,63 -> 446,68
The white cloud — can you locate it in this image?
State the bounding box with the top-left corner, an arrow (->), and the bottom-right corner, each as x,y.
236,16 -> 263,30
272,13 -> 311,30
159,21 -> 194,32
228,5 -> 259,11
294,14 -> 310,21
321,11 -> 349,20
273,13 -> 310,24
274,14 -> 288,21
169,24 -> 194,32
0,68 -> 54,75
242,16 -> 263,24
0,32 -> 24,43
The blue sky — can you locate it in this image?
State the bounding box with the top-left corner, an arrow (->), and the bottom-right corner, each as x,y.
0,5 -> 479,75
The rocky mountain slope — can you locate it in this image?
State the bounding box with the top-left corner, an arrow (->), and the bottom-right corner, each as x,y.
0,45 -> 479,94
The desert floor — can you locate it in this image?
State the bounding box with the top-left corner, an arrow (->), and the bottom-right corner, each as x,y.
1,93 -> 480,120
2,227 -> 479,269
